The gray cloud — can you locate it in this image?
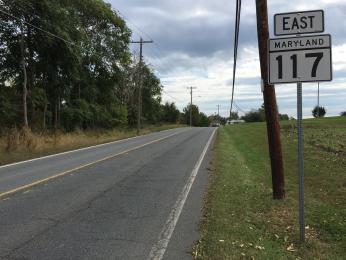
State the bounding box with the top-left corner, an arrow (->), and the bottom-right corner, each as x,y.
110,0 -> 346,117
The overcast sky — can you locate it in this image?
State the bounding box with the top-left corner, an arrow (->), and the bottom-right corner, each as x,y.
108,0 -> 346,118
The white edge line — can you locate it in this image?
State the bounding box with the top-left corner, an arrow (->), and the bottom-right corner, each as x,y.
0,127 -> 186,169
147,128 -> 216,260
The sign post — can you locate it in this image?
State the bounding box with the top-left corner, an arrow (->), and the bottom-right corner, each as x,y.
269,10 -> 332,242
297,80 -> 305,241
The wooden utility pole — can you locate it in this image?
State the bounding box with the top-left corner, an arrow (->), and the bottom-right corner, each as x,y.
20,25 -> 28,129
255,0 -> 285,199
131,38 -> 153,135
188,87 -> 196,127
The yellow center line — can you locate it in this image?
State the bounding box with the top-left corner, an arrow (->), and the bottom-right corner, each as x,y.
0,131 -> 183,199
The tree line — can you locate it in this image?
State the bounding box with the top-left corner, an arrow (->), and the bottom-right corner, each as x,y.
0,0 -> 182,133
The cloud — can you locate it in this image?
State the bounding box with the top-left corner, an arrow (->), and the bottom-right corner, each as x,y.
110,0 -> 346,117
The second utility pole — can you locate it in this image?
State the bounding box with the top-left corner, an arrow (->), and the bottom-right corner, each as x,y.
255,0 -> 285,199
189,87 -> 196,127
131,37 -> 153,135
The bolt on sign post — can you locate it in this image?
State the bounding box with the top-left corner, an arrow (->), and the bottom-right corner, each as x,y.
269,10 -> 333,242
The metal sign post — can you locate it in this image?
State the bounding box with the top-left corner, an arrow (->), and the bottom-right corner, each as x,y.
297,81 -> 305,242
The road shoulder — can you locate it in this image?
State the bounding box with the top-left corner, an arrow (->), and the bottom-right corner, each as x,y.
162,129 -> 216,260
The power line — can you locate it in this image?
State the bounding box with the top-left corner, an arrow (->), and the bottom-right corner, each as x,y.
2,2 -> 181,104
234,102 -> 247,114
230,0 -> 242,116
108,5 -> 179,77
162,90 -> 182,102
0,7 -> 76,46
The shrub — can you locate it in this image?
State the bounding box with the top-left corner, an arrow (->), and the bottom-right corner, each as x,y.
312,106 -> 326,118
241,110 -> 265,122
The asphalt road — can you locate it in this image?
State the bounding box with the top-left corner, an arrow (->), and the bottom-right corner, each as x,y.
0,127 -> 216,260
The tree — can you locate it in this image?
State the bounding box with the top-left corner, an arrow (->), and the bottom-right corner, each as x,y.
162,102 -> 180,123
312,106 -> 326,118
198,112 -> 210,127
182,104 -> 200,126
209,115 -> 226,125
0,0 -> 133,131
241,104 -> 266,123
279,114 -> 289,121
229,111 -> 239,120
241,110 -> 265,122
181,104 -> 210,127
0,0 -> 172,132
141,66 -> 163,124
340,111 -> 346,117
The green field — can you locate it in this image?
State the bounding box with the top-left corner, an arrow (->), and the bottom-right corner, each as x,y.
194,117 -> 346,259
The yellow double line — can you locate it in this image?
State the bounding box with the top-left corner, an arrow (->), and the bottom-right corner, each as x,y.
0,132 -> 181,200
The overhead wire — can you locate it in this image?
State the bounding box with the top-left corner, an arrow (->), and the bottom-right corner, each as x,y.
234,102 -> 247,115
230,0 -> 242,116
105,3 -> 205,106
2,1 -> 184,104
0,7 -> 76,46
162,90 -> 182,102
2,2 -> 166,70
109,4 -> 182,82
111,8 -> 184,101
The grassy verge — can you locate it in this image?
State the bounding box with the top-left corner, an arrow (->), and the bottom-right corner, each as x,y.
0,124 -> 184,166
194,117 -> 346,259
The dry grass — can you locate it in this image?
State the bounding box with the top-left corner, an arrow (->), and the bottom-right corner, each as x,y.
0,124 -> 184,166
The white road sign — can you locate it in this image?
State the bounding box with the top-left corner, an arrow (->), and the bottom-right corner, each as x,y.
274,10 -> 324,36
269,34 -> 332,84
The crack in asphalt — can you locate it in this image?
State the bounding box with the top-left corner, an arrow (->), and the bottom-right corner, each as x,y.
1,128 -> 210,259
1,187 -> 113,259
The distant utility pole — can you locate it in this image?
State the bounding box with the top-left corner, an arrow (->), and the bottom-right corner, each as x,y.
217,105 -> 220,117
188,87 -> 197,127
131,37 -> 153,135
255,0 -> 285,200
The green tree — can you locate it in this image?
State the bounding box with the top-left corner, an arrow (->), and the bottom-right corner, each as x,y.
0,0 -> 133,131
198,112 -> 210,127
162,102 -> 180,123
241,110 -> 265,123
181,104 -> 210,127
279,114 -> 289,121
141,66 -> 163,124
241,104 -> 266,123
182,104 -> 200,126
229,111 -> 239,120
312,106 -> 326,118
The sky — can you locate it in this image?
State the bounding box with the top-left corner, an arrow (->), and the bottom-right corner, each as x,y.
108,0 -> 346,118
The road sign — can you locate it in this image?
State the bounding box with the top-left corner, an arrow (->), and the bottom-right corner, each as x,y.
274,10 -> 324,36
271,9 -> 332,243
268,34 -> 332,84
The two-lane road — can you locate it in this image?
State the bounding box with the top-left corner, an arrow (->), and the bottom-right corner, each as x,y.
0,127 -> 216,260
